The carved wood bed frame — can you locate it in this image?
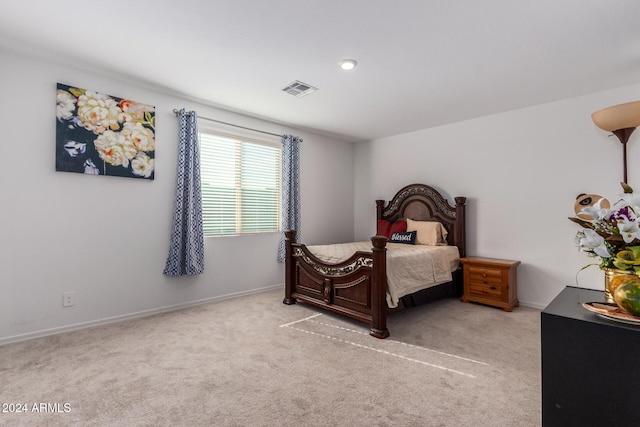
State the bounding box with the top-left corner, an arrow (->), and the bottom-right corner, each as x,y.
283,183 -> 467,338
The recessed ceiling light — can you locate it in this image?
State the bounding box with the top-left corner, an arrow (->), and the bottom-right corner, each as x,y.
339,59 -> 358,70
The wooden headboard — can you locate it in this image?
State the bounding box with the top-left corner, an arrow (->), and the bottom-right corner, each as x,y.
375,183 -> 467,258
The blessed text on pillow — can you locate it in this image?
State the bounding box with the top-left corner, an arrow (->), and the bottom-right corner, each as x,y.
389,230 -> 416,244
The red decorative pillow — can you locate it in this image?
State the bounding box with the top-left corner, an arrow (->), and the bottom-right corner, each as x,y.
377,220 -> 392,238
390,220 -> 407,234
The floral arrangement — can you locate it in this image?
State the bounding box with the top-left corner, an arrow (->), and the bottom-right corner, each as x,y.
56,83 -> 155,179
571,182 -> 640,272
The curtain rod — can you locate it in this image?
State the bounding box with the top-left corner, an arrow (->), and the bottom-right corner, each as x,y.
172,109 -> 302,141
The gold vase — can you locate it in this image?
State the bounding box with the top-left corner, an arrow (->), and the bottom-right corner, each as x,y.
603,268 -> 639,303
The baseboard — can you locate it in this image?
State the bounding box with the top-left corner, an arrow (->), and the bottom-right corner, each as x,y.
517,299 -> 546,310
0,284 -> 284,347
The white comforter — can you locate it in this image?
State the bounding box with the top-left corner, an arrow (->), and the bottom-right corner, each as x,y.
306,242 -> 460,308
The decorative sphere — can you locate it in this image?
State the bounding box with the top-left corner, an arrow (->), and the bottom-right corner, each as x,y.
608,274 -> 639,297
614,280 -> 640,317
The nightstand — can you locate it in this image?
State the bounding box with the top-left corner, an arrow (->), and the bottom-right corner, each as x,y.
460,256 -> 520,311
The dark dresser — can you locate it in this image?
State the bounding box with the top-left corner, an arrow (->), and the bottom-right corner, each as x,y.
541,286 -> 640,426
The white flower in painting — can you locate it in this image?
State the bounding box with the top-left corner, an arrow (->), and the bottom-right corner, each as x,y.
118,100 -> 155,123
94,130 -> 137,167
83,159 -> 100,175
121,122 -> 155,152
63,140 -> 86,157
77,91 -> 122,134
131,152 -> 155,178
56,90 -> 76,120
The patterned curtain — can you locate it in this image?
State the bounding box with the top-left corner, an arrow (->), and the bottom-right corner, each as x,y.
278,134 -> 301,262
163,109 -> 205,276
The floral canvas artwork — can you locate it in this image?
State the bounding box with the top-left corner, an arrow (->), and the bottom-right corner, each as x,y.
56,83 -> 155,179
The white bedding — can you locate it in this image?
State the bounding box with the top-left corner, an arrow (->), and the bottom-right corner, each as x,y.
306,242 -> 460,308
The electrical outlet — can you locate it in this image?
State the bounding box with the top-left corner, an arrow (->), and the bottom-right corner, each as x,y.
63,291 -> 75,307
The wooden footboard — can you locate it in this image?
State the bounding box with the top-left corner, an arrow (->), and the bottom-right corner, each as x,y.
283,230 -> 390,339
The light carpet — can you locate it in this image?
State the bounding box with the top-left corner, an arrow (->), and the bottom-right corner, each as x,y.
0,288 -> 541,426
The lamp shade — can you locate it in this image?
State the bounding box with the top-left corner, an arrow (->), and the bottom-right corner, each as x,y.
591,100 -> 640,132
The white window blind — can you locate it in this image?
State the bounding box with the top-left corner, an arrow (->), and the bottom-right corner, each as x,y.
199,131 -> 281,236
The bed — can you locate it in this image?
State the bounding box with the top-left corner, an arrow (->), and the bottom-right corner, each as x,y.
283,183 -> 466,338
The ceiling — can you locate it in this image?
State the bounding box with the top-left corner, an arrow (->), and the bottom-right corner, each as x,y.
2,1 -> 640,142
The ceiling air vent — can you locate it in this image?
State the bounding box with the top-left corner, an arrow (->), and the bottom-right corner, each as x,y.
282,80 -> 318,98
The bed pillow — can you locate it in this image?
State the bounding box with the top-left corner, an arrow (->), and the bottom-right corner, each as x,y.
376,220 -> 392,238
406,219 -> 448,245
389,230 -> 416,245
389,220 -> 407,235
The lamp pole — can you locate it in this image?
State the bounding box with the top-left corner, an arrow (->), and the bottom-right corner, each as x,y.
612,127 -> 636,184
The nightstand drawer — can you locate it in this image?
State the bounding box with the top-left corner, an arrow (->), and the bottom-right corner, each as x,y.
467,266 -> 503,285
468,281 -> 503,299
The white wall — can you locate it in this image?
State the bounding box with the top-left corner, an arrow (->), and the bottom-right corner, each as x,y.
0,48 -> 354,344
4,44 -> 639,342
354,85 -> 640,308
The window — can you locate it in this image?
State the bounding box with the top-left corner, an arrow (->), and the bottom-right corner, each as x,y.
199,130 -> 281,236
